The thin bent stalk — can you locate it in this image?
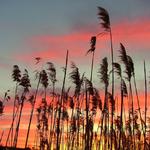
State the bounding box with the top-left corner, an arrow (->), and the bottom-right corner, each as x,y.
11,65 -> 21,146
5,106 -> 19,147
118,79 -> 124,150
85,84 -> 89,150
144,61 -> 147,150
13,93 -> 26,148
48,82 -> 55,149
76,96 -> 80,149
68,104 -> 74,150
133,73 -> 145,134
11,83 -> 18,146
13,69 -> 31,148
129,81 -> 136,149
25,75 -> 41,148
103,86 -> 109,150
56,50 -> 68,150
110,28 -> 114,150
90,51 -> 95,82
89,44 -> 95,149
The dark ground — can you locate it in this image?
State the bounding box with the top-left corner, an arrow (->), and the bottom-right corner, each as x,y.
0,146 -> 31,150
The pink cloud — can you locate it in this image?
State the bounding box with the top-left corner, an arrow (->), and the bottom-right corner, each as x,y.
13,30 -> 106,65
112,20 -> 150,45
12,20 -> 150,67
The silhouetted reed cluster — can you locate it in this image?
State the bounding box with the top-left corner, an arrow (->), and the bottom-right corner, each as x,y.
0,6 -> 150,150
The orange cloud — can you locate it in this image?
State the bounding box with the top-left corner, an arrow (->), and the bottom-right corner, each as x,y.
1,90 -> 150,148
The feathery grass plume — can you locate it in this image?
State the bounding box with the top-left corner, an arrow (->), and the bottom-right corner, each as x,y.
98,57 -> 109,150
84,77 -> 94,95
119,43 -> 134,81
86,36 -> 96,82
119,43 -> 127,62
19,69 -> 31,92
113,62 -> 128,96
130,52 -> 144,146
120,44 -> 145,148
98,57 -> 109,86
12,65 -> 21,82
47,62 -> 57,84
119,44 -> 134,91
70,62 -> 84,97
127,56 -> 134,72
86,36 -> 96,55
120,43 -> 136,148
98,57 -> 109,112
119,45 -> 131,80
97,7 -> 110,31
40,70 -> 49,89
113,62 -> 121,78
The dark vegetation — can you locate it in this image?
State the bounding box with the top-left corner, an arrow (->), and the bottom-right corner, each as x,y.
0,6 -> 150,150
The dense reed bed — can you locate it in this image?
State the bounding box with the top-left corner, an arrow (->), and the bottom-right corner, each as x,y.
0,6 -> 150,150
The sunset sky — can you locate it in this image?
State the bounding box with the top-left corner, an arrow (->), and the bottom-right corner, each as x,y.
0,0 -> 150,91
0,0 -> 150,147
